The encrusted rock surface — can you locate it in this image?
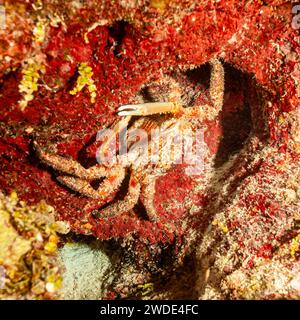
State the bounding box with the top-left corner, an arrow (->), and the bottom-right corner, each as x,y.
0,0 -> 299,299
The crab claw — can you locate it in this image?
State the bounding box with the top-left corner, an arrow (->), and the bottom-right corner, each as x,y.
118,102 -> 181,116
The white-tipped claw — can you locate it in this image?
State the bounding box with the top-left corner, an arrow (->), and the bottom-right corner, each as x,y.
118,104 -> 141,116
118,102 -> 180,117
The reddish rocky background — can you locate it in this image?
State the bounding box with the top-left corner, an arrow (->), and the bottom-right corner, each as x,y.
0,0 -> 299,299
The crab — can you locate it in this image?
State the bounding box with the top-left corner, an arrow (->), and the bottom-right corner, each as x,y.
33,59 -> 224,221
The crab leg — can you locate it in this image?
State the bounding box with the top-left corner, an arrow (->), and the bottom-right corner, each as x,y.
33,141 -> 108,179
118,101 -> 182,117
209,58 -> 224,111
141,175 -> 158,222
181,59 -> 225,121
93,172 -> 141,219
98,115 -> 132,161
57,165 -> 126,199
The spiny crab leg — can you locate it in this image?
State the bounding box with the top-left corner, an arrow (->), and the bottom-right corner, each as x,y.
57,165 -> 125,200
33,141 -> 108,179
141,175 -> 158,222
118,102 -> 182,116
92,172 -> 141,219
209,58 -> 224,110
98,115 -> 132,161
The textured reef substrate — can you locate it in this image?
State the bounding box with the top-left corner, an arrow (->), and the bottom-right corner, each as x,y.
0,1 -> 299,299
